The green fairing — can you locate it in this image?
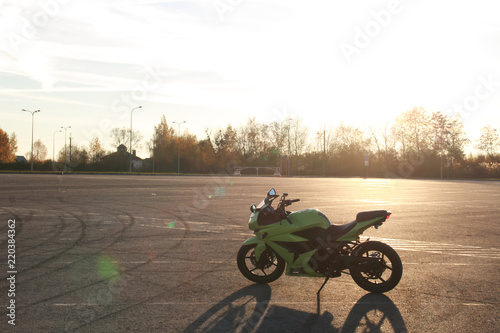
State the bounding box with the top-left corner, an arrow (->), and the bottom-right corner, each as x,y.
247,208 -> 332,270
248,209 -> 331,232
254,242 -> 266,262
242,236 -> 261,246
289,209 -> 331,228
287,250 -> 324,277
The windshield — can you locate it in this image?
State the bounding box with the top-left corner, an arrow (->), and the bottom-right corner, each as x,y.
256,196 -> 270,210
256,189 -> 275,209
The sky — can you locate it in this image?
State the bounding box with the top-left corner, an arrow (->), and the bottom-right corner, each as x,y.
1,0 -> 499,159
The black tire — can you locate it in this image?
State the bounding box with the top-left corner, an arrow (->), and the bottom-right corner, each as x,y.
350,241 -> 402,293
237,244 -> 285,284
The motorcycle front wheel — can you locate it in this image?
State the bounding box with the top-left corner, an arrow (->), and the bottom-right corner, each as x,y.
237,244 -> 285,284
350,241 -> 403,293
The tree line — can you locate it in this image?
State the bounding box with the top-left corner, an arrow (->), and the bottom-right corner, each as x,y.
1,106 -> 499,178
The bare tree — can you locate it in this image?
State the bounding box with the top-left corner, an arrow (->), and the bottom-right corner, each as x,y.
29,139 -> 47,162
393,107 -> 432,158
477,125 -> 500,159
289,117 -> 309,156
330,123 -> 369,155
441,114 -> 469,162
110,126 -> 143,151
270,121 -> 287,157
237,117 -> 267,161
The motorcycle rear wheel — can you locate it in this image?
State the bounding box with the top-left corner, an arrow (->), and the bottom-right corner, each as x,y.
237,244 -> 285,284
350,241 -> 402,293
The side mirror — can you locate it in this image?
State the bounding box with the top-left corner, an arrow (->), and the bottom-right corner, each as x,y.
250,204 -> 257,213
267,188 -> 276,197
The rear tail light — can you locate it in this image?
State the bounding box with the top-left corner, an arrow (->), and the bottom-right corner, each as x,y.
386,213 -> 392,219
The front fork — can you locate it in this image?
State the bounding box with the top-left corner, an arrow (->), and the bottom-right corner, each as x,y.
242,236 -> 267,262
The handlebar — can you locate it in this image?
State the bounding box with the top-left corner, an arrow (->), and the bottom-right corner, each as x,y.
281,198 -> 300,207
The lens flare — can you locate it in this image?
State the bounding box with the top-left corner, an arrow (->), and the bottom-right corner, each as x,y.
215,186 -> 226,197
96,255 -> 120,280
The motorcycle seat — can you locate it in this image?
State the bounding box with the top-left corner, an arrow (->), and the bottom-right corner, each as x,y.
326,220 -> 357,240
356,210 -> 388,222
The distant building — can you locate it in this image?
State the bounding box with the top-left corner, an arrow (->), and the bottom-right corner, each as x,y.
117,144 -> 127,153
101,144 -> 144,171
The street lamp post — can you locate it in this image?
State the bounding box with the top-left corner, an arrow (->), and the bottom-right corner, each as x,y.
317,125 -> 326,177
21,109 -> 40,171
287,118 -> 292,177
173,121 -> 186,174
129,106 -> 142,172
279,118 -> 292,177
53,128 -> 62,170
63,126 -> 71,172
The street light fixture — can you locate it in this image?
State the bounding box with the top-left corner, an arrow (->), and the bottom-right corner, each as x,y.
63,126 -> 71,172
129,106 -> 142,172
21,108 -> 40,171
173,121 -> 186,174
53,128 -> 62,170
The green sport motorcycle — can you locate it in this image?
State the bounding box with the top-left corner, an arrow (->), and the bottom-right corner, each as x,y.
237,189 -> 402,294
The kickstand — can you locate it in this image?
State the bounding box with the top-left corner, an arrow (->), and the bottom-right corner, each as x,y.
316,275 -> 330,315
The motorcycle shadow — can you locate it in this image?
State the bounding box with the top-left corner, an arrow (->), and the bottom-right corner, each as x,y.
183,285 -> 407,332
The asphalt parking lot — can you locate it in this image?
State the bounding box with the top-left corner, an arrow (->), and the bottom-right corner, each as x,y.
0,174 -> 499,332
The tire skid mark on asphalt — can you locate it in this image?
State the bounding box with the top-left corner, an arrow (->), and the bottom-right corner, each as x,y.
7,202 -> 135,300
368,237 -> 500,259
12,194 -> 241,328
17,199 -> 193,315
0,206 -> 84,285
63,202 -> 244,331
0,206 -> 30,237
1,208 -> 88,285
15,211 -> 69,257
